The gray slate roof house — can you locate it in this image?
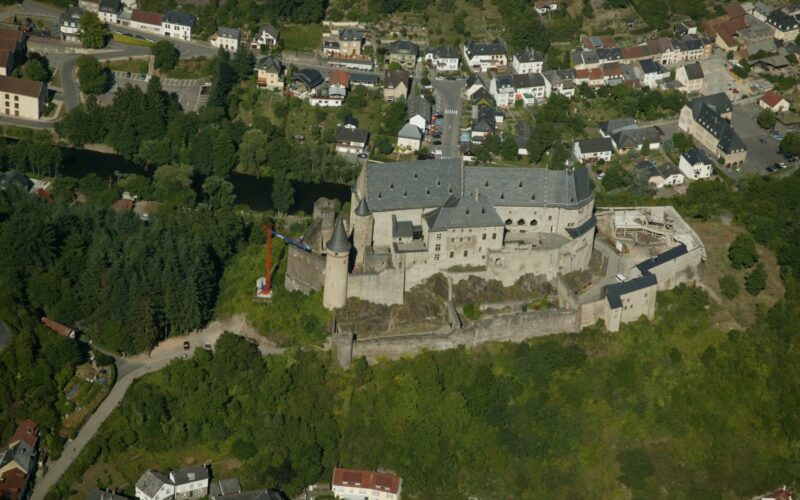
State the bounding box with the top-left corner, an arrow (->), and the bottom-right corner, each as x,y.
407,95 -> 432,124
383,69 -> 409,89
682,147 -> 711,166
292,68 -> 324,90
515,121 -> 531,152
335,126 -> 369,144
387,39 -> 419,56
163,10 -> 196,27
87,488 -> 130,500
0,170 -> 33,192
350,73 -> 380,85
398,122 -> 422,140
470,87 -> 496,107
464,39 -> 506,58
0,440 -> 35,474
635,160 -> 662,179
261,24 -> 279,39
217,26 -> 241,39
170,465 -> 209,486
136,470 -> 171,498
511,72 -> 545,89
575,137 -> 614,154
611,126 -> 661,150
429,46 -> 459,59
257,56 -> 281,73
514,47 -> 543,63
98,0 -> 121,14
339,28 -> 363,41
683,61 -> 704,80
210,477 -> 242,497
472,105 -> 496,134
767,9 -> 799,31
599,117 -> 637,137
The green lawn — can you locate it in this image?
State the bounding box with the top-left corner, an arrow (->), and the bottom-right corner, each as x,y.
111,32 -> 153,48
280,24 -> 323,52
160,57 -> 213,79
105,58 -> 149,75
214,240 -> 332,347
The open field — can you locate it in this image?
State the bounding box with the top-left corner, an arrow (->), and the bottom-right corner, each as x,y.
105,58 -> 149,75
159,57 -> 212,79
691,220 -> 784,328
281,24 -> 323,52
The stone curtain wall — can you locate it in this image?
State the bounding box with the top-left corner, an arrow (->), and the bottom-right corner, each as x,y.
285,246 -> 326,293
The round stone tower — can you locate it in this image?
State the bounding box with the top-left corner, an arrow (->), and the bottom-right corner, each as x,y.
323,215 -> 351,310
353,198 -> 373,268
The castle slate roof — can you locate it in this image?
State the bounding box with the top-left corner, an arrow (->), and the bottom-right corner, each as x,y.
566,214 -> 597,238
636,244 -> 688,274
326,216 -> 352,253
136,470 -> 171,497
364,160 -> 593,213
692,102 -> 746,154
605,273 -> 657,309
423,193 -> 504,231
355,197 -> 370,216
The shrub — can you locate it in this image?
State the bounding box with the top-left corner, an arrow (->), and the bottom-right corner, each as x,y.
462,303 -> 481,320
719,274 -> 740,300
728,233 -> 758,270
745,263 -> 767,296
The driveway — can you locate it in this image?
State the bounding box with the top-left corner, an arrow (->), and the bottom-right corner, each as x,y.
30,315 -> 283,500
432,78 -> 464,159
730,100 -> 786,175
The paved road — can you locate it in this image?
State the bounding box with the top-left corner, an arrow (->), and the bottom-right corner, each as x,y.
432,78 -> 464,159
30,316 -> 284,500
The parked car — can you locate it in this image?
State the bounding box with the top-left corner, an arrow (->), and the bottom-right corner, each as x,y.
433,140 -> 442,145
766,165 -> 776,173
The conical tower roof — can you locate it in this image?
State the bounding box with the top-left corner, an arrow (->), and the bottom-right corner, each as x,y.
355,197 -> 371,216
326,215 -> 352,253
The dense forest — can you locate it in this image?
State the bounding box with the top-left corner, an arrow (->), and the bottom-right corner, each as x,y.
0,188 -> 250,353
41,170 -> 800,498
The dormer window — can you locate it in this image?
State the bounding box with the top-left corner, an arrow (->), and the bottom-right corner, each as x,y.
485,180 -> 489,187
390,183 -> 394,189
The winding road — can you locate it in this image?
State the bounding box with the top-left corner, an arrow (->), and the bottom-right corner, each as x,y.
30,316 -> 284,500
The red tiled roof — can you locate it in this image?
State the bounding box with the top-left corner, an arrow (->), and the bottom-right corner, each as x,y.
0,28 -> 25,42
575,68 -> 589,79
332,468 -> 402,495
761,90 -> 786,108
588,68 -> 604,80
0,468 -> 28,500
41,317 -> 75,337
35,188 -> 54,203
622,45 -> 649,60
10,419 -> 37,447
0,75 -> 43,98
112,198 -> 133,211
132,9 -> 162,26
328,69 -> 349,87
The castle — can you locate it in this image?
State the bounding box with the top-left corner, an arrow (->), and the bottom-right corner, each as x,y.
290,159 -> 598,309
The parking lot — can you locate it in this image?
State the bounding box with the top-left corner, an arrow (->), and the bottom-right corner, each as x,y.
730,100 -> 790,175
99,71 -> 209,111
431,78 -> 464,159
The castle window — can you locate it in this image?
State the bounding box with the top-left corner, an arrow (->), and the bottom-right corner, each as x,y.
390,183 -> 394,189
518,181 -> 523,188
530,220 -> 537,226
435,244 -> 441,251
482,233 -> 486,240
378,192 -> 382,199
492,233 -> 497,240
437,234 -> 442,240
413,172 -> 418,179
403,190 -> 407,197
517,219 -> 525,225
485,180 -> 489,187
505,219 -> 512,225
449,251 -> 454,258
434,254 -> 440,261
463,250 -> 468,257
548,215 -> 552,221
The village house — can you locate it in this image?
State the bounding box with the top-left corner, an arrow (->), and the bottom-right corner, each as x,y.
335,123 -> 369,154
383,69 -> 409,102
471,104 -> 496,140
256,56 -> 283,91
759,90 -> 790,113
162,11 -> 195,41
136,470 -> 175,500
407,94 -> 431,130
98,0 -> 121,25
337,28 -> 365,56
385,40 -> 419,70
512,47 -> 544,74
0,420 -> 38,500
674,20 -> 698,36
290,68 -> 324,98
636,59 -> 670,88
542,69 -> 576,97
59,6 -> 84,42
0,75 -> 46,120
534,1 -> 558,15
328,69 -> 349,97
489,74 -> 515,108
573,137 -> 614,163
332,468 -> 403,500
462,39 -> 507,71
251,24 -> 279,48
515,121 -> 530,156
512,72 -> 546,106
424,46 -> 459,71
636,160 -> 685,188
678,93 -> 746,167
678,147 -> 713,180
170,465 -> 209,499
125,9 -> 163,35
464,73 -> 486,98
211,27 -> 240,53
397,122 -> 422,151
675,61 -> 704,93
766,8 -> 799,41
350,73 -> 380,87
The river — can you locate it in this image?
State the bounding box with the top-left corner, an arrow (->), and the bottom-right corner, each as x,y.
58,147 -> 351,213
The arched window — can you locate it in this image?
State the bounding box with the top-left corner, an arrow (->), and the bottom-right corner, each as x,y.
530,219 -> 538,226
517,219 -> 525,225
505,219 -> 512,225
